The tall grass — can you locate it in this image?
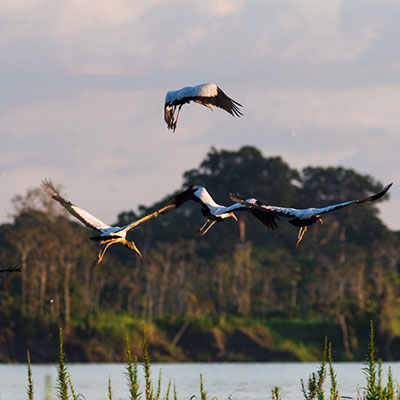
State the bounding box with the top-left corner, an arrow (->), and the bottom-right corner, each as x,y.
56,328 -> 69,400
26,350 -> 34,400
358,321 -> 399,400
23,321 -> 400,400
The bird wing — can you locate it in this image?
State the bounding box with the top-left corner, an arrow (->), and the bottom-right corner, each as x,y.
0,264 -> 22,273
167,186 -> 197,208
311,182 -> 393,216
165,83 -> 243,117
121,186 -> 198,232
209,86 -> 243,117
42,179 -> 111,232
229,194 -> 280,229
230,183 -> 393,220
119,202 -> 181,233
246,207 -> 280,230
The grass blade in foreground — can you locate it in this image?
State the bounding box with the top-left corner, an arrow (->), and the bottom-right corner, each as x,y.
27,350 -> 34,400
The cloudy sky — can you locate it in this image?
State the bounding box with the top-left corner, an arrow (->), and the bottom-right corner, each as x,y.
1,0 -> 399,229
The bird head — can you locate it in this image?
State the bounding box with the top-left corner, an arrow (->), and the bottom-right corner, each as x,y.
126,241 -> 142,258
164,104 -> 175,128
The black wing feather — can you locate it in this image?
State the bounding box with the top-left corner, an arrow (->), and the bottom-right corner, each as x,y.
0,264 -> 22,273
210,87 -> 243,117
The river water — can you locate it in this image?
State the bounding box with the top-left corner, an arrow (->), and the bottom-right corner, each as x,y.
1,361 -> 399,400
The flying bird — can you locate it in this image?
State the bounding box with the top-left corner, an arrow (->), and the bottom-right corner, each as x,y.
164,83 -> 243,132
0,264 -> 21,273
165,186 -> 278,236
42,179 -> 177,267
230,183 -> 393,246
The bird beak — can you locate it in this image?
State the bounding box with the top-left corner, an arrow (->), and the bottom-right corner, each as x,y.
318,217 -> 323,224
230,212 -> 238,222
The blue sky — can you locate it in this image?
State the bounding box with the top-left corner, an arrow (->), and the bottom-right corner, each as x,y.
1,0 -> 399,229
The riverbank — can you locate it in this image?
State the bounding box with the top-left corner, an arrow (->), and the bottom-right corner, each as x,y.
0,311 -> 378,363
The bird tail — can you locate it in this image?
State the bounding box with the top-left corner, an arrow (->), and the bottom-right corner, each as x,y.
357,183 -> 393,204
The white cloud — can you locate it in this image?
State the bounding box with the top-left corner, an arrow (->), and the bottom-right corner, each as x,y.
1,0 -> 400,231
195,0 -> 247,17
247,85 -> 400,135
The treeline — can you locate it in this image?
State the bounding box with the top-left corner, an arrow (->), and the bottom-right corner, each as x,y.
0,146 -> 399,362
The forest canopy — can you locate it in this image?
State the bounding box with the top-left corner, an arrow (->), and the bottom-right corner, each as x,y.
0,146 -> 398,362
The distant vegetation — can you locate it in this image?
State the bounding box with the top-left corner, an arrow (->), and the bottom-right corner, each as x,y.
0,145 -> 399,362
21,324 -> 400,400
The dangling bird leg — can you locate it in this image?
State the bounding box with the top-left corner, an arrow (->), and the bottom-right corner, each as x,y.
199,220 -> 217,237
94,242 -> 113,267
173,105 -> 183,132
193,100 -> 213,111
296,226 -> 308,246
198,219 -> 211,235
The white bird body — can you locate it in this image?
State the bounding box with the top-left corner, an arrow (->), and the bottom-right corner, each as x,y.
165,83 -> 218,104
193,187 -> 244,220
42,179 -> 176,266
165,186 -> 277,236
230,183 -> 393,245
164,83 -> 242,132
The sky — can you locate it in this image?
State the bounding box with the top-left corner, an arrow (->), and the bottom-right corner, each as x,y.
1,0 -> 399,229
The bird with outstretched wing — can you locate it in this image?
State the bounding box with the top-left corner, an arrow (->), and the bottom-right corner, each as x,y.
42,179 -> 178,266
230,183 -> 393,245
164,83 -> 242,131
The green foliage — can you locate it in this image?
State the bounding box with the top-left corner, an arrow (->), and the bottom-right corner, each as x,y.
164,380 -> 171,400
108,376 -> 113,400
1,145 -> 399,364
155,370 -> 162,400
316,338 -> 327,400
19,327 -> 400,400
26,350 -> 34,400
142,326 -> 152,400
200,374 -> 207,400
68,374 -> 79,400
300,338 -> 329,400
328,343 -> 339,400
364,321 -> 379,400
301,373 -> 318,400
386,367 -> 394,400
173,380 -> 178,400
271,387 -> 282,400
56,328 -> 69,400
125,335 -> 140,400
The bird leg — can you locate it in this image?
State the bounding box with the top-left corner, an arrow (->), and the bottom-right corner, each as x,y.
198,219 -> 211,234
296,226 -> 308,246
197,219 -> 216,236
193,100 -> 213,111
200,220 -> 217,236
94,242 -> 113,267
172,105 -> 183,132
